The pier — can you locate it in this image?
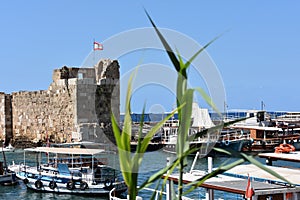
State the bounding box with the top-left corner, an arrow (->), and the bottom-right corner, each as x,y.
163,153 -> 300,200
259,151 -> 300,166
164,168 -> 300,199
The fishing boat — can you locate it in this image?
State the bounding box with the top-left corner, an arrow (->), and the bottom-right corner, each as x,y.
9,147 -> 126,196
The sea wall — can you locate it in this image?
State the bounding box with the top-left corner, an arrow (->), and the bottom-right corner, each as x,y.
0,59 -> 120,148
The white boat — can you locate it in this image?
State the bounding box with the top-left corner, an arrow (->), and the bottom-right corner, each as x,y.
161,103 -> 219,156
9,147 -> 127,196
228,110 -> 300,152
276,112 -> 300,123
1,143 -> 15,152
0,151 -> 18,185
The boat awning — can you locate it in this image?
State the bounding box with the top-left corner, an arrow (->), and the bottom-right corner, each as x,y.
24,147 -> 105,155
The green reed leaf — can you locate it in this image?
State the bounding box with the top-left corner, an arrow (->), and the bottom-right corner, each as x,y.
240,152 -> 293,185
139,107 -> 181,154
195,87 -> 221,116
176,89 -> 194,157
184,34 -> 221,70
144,9 -> 180,74
183,158 -> 245,195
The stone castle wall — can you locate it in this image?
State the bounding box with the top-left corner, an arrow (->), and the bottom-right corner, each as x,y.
0,93 -> 5,139
0,59 -> 120,147
0,93 -> 12,142
0,93 -> 6,140
12,86 -> 76,144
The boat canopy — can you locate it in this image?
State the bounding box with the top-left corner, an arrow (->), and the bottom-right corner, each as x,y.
24,147 -> 105,155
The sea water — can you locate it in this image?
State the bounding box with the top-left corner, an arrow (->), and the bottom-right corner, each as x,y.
0,149 -> 273,200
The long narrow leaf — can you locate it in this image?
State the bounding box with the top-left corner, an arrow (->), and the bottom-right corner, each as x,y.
139,144 -> 201,190
135,103 -> 147,154
144,9 -> 180,73
183,158 -> 245,195
176,89 -> 194,158
195,87 -> 221,116
139,106 -> 182,154
240,153 -> 293,185
184,34 -> 222,70
188,117 -> 250,142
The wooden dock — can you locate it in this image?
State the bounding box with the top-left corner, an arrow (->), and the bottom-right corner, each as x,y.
163,156 -> 300,199
225,163 -> 300,186
259,151 -> 300,166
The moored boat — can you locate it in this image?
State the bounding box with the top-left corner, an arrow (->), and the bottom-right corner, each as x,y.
227,110 -> 300,153
0,143 -> 15,152
9,147 -> 126,196
0,150 -> 18,185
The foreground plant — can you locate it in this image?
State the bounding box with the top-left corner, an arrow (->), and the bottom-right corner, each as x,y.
112,11 -> 293,200
111,71 -> 180,200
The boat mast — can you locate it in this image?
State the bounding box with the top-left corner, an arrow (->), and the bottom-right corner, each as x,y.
224,101 -> 228,120
261,101 -> 265,111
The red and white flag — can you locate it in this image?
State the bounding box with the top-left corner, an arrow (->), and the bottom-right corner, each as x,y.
245,174 -> 255,199
93,41 -> 103,50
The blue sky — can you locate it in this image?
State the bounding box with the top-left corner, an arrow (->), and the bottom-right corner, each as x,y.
1,1 -> 300,112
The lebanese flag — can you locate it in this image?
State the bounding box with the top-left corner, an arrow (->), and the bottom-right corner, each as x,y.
93,41 -> 103,50
245,174 -> 255,199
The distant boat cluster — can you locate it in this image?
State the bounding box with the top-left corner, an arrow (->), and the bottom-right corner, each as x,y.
128,103 -> 300,155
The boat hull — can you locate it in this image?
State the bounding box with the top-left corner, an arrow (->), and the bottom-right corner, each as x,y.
216,139 -> 251,152
9,146 -> 128,196
23,178 -> 127,196
0,172 -> 18,186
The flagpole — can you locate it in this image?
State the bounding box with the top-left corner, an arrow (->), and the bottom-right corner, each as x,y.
93,38 -> 95,66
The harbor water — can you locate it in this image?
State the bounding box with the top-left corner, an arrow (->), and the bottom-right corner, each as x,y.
1,148 -> 293,200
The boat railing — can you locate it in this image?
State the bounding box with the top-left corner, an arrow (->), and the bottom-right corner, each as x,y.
220,131 -> 251,142
14,162 -> 31,173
